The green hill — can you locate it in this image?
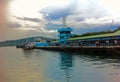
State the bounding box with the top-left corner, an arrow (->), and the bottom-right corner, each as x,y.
0,36 -> 55,47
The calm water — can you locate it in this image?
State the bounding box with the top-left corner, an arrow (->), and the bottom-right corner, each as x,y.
1,47 -> 120,82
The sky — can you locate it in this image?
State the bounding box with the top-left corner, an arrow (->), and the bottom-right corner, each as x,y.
1,0 -> 120,41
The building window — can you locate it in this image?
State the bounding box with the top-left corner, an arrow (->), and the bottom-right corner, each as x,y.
60,31 -> 71,34
60,36 -> 64,39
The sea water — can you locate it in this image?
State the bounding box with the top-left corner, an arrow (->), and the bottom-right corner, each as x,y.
0,47 -> 120,82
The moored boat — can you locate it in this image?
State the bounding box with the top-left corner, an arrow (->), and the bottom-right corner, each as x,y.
16,42 -> 34,50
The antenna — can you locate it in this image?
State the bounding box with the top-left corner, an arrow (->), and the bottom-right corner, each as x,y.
106,20 -> 114,32
63,16 -> 67,27
110,20 -> 114,30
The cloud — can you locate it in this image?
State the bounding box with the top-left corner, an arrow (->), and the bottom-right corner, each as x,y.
40,0 -> 76,20
6,0 -> 120,41
4,15 -> 57,41
41,0 -> 120,33
40,0 -> 108,20
9,15 -> 46,28
13,16 -> 42,23
7,22 -> 22,28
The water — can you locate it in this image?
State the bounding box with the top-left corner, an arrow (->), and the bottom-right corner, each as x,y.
1,47 -> 120,82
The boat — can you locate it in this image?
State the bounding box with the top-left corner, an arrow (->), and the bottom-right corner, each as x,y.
22,42 -> 34,50
16,42 -> 34,50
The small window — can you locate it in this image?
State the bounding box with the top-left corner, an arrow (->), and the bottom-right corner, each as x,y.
60,36 -> 64,39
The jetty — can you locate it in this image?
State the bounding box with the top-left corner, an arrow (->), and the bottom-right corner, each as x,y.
34,46 -> 120,54
33,26 -> 120,54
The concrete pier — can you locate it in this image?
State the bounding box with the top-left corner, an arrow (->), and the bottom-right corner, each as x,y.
34,46 -> 120,54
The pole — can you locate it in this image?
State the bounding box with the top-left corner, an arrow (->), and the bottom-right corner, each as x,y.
63,16 -> 67,27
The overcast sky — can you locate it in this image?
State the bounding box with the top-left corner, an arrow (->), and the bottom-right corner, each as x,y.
1,0 -> 120,41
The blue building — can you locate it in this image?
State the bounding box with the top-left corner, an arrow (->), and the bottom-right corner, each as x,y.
58,27 -> 73,45
34,27 -> 73,47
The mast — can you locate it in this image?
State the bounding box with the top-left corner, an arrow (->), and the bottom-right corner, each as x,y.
110,20 -> 114,30
106,20 -> 114,32
63,16 -> 67,27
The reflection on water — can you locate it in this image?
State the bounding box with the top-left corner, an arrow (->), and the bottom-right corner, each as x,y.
59,53 -> 74,82
1,47 -> 120,82
23,50 -> 35,58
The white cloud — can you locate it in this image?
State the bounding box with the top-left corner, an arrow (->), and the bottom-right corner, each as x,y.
5,15 -> 57,41
9,0 -> 72,18
100,0 -> 120,16
6,0 -> 120,41
46,0 -> 120,29
66,16 -> 120,28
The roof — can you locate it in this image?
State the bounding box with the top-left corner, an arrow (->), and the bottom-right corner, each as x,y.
68,29 -> 120,40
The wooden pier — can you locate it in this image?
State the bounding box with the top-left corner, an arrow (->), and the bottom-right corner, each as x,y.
34,46 -> 120,54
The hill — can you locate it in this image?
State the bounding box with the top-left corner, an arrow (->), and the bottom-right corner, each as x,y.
0,36 -> 55,47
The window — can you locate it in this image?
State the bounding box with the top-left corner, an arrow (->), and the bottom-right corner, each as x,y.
60,36 -> 64,39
